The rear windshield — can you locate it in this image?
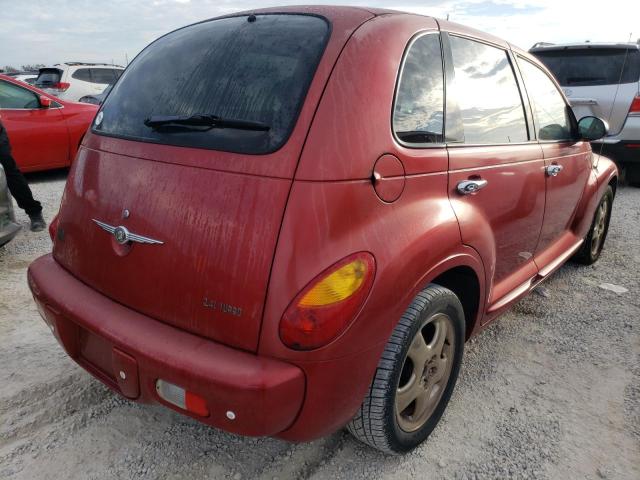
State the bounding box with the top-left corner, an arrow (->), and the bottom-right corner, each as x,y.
94,14 -> 330,155
36,69 -> 62,86
533,48 -> 640,86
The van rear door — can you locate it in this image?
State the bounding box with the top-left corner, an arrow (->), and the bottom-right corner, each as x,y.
52,10 -> 374,352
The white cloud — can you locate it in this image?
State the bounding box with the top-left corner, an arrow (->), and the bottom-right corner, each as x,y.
0,0 -> 636,68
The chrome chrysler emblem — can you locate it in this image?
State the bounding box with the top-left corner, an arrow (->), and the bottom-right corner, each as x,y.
92,219 -> 163,245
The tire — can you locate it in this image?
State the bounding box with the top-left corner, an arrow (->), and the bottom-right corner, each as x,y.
573,185 -> 614,265
626,164 -> 640,187
347,285 -> 465,454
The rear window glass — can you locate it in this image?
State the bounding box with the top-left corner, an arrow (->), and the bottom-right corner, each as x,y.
449,36 -> 528,144
94,14 -> 330,155
393,33 -> 445,145
91,68 -> 121,84
533,48 -> 640,86
72,68 -> 92,82
36,69 -> 61,86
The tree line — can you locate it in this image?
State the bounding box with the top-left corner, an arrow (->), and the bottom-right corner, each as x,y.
1,64 -> 46,73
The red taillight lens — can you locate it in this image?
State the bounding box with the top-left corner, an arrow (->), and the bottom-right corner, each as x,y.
629,95 -> 640,115
48,214 -> 59,242
279,252 -> 376,351
156,379 -> 209,417
53,82 -> 70,92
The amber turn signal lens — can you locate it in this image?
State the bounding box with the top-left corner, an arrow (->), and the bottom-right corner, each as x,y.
279,252 -> 376,350
298,259 -> 367,307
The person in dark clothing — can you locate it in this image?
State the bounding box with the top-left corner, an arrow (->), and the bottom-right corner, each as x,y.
0,116 -> 46,232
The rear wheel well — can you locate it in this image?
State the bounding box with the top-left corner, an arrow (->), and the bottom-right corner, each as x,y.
609,176 -> 618,197
431,267 -> 480,340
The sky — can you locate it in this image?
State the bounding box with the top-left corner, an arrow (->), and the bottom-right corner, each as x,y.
0,0 -> 637,68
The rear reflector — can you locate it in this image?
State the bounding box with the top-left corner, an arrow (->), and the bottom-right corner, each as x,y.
155,379 -> 209,417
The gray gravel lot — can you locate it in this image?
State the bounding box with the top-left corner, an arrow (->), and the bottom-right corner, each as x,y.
1,171 -> 639,480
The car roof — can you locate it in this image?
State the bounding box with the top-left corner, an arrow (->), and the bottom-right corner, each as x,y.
530,41 -> 640,53
212,6 -> 515,51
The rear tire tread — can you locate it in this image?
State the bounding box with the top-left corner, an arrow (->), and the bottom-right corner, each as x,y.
347,285 -> 463,454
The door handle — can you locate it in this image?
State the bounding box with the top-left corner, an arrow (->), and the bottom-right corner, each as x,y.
546,164 -> 564,177
457,179 -> 488,195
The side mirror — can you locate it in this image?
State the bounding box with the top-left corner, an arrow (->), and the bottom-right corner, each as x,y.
39,96 -> 52,109
578,116 -> 608,141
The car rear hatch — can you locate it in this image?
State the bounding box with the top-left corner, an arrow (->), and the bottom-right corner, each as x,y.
532,46 -> 640,136
36,67 -> 65,95
51,9 -> 374,352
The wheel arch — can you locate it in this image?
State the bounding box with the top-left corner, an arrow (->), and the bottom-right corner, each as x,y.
430,266 -> 481,340
409,249 -> 486,340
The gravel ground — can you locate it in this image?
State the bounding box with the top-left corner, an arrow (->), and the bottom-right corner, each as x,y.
1,171 -> 639,480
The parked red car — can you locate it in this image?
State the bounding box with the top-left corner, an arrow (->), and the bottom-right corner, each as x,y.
28,6 -> 618,454
0,74 -> 97,172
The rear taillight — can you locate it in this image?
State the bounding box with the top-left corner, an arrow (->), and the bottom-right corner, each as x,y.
53,82 -> 70,92
279,252 -> 376,351
629,95 -> 640,116
48,214 -> 59,242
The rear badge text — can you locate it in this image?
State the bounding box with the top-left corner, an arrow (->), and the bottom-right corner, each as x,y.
203,297 -> 243,317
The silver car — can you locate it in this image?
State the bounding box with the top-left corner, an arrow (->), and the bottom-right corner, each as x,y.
0,164 -> 21,247
530,42 -> 640,184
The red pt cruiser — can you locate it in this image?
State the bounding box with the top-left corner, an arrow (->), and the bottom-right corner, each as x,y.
28,6 -> 618,453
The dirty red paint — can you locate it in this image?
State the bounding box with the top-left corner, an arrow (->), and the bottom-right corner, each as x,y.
28,6 -> 618,442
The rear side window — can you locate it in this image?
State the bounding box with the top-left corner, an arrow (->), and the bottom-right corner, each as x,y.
518,59 -> 574,141
95,14 -> 330,155
36,69 -> 61,87
533,48 -> 640,86
449,36 -> 528,144
72,68 -> 92,82
91,68 -> 121,84
393,33 -> 445,145
0,81 -> 39,109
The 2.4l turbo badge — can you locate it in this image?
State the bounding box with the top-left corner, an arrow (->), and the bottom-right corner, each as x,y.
203,297 -> 242,317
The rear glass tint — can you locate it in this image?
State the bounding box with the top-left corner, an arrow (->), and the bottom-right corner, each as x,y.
94,14 -> 330,155
91,68 -> 120,84
72,68 -> 92,82
36,69 -> 61,86
449,36 -> 528,144
393,33 -> 445,145
533,48 -> 640,86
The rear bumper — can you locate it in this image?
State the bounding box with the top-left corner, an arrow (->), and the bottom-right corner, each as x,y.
592,116 -> 640,163
27,254 -> 305,437
592,141 -> 640,164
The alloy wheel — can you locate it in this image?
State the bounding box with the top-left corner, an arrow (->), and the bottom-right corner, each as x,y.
590,197 -> 609,257
395,313 -> 455,433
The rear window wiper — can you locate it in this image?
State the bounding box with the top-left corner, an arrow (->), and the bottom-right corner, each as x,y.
144,114 -> 270,132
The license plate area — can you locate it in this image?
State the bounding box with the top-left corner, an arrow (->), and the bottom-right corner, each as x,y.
78,327 -> 140,399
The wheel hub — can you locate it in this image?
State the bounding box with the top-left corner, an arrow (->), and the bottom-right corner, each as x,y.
395,313 -> 455,433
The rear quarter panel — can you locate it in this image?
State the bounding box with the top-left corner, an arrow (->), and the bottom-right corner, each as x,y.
260,14 -> 486,439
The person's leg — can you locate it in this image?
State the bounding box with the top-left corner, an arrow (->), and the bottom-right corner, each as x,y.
0,144 -> 45,230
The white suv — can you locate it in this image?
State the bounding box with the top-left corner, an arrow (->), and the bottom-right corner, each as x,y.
530,42 -> 640,185
35,62 -> 124,102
